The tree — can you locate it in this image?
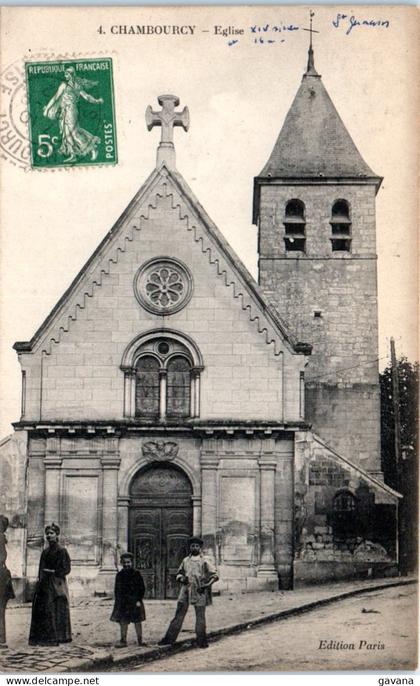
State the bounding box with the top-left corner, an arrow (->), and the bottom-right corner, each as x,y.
380,356 -> 418,573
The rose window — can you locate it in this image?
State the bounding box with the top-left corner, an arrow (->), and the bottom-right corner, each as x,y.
145,266 -> 184,308
134,257 -> 193,315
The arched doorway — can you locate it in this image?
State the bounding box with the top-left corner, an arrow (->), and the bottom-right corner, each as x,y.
129,463 -> 193,599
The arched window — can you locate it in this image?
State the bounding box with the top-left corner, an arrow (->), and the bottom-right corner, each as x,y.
333,490 -> 356,513
284,199 -> 306,252
285,199 -> 305,218
135,356 -> 160,417
331,489 -> 358,539
167,356 -> 191,417
331,199 -> 351,252
121,330 -> 203,420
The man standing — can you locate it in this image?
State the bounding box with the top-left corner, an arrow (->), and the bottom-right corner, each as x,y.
158,537 -> 218,649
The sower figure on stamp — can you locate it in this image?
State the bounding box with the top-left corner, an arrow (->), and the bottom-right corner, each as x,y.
158,537 -> 218,649
43,67 -> 103,163
110,552 -> 146,648
0,515 -> 15,649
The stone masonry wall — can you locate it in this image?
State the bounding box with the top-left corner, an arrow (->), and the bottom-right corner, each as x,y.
274,437 -> 294,588
305,383 -> 380,474
294,432 -> 398,585
18,174 -> 305,424
0,432 -> 28,587
23,431 -> 294,595
258,183 -> 381,471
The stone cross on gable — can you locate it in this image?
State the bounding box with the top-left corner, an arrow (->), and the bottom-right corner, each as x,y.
145,94 -> 190,169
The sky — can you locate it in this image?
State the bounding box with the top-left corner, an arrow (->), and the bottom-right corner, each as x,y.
0,5 -> 418,437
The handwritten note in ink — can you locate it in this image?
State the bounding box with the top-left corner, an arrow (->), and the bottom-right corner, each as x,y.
332,13 -> 390,36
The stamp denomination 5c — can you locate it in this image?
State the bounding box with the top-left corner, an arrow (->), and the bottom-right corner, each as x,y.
25,58 -> 117,169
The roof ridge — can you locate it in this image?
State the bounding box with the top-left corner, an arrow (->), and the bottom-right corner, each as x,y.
308,431 -> 402,499
15,165 -> 311,358
258,70 -> 380,183
159,168 -> 311,356
14,168 -> 164,354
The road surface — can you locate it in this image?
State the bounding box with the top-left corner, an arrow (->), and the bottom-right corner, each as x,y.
134,585 -> 417,672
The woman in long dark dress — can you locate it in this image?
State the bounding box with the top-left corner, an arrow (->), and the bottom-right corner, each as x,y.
110,552 -> 146,647
29,524 -> 72,646
0,515 -> 15,648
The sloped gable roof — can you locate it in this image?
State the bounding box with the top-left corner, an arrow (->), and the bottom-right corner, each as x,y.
259,72 -> 381,182
304,432 -> 401,501
14,165 -> 311,357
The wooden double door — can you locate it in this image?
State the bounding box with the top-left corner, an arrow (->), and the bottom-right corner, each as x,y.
129,464 -> 193,599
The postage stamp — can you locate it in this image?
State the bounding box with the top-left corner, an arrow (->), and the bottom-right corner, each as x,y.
25,57 -> 117,169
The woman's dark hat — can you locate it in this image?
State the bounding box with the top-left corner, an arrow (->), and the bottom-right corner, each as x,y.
189,537 -> 203,546
45,522 -> 60,535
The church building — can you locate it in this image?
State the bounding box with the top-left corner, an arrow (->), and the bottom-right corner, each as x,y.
2,44 -> 400,598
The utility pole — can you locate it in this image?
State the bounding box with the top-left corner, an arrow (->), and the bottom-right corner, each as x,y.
390,338 -> 402,481
390,337 -> 404,573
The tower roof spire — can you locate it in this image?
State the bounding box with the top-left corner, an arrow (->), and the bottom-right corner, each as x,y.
252,12 -> 382,222
303,10 -> 319,76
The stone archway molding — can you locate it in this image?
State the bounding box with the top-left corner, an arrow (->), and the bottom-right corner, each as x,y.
117,454 -> 201,556
120,327 -> 204,370
120,328 -> 204,419
119,452 -> 201,499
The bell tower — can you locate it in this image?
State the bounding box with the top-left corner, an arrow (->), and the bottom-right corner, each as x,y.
253,37 -> 383,475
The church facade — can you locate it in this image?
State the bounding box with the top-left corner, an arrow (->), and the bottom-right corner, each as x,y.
2,49 -> 399,599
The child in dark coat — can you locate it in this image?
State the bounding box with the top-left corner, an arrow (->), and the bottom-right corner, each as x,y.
110,553 -> 146,647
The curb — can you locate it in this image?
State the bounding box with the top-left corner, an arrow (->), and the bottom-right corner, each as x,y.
48,651 -> 113,674
73,577 -> 417,672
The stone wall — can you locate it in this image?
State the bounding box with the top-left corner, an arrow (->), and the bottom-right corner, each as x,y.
17,173 -> 305,425
23,430 -> 294,596
305,383 -> 381,475
293,432 -> 398,586
0,432 -> 28,597
258,183 -> 381,471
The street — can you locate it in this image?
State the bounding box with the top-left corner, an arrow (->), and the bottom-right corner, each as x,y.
134,585 -> 418,672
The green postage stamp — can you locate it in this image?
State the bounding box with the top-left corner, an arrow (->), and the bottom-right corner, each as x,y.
25,58 -> 117,169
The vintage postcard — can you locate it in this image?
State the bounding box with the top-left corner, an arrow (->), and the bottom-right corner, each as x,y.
0,5 -> 418,675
